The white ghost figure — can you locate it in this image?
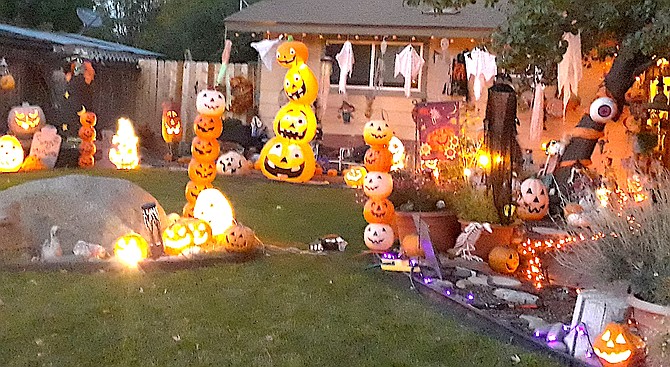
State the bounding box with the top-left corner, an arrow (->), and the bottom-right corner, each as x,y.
193,188 -> 235,236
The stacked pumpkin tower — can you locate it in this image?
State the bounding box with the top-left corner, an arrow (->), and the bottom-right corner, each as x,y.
183,89 -> 225,217
77,107 -> 97,168
258,37 -> 317,183
362,121 -> 396,251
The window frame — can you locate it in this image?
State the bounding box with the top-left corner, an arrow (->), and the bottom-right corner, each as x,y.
325,40 -> 425,93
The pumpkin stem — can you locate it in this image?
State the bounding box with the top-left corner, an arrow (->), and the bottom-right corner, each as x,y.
77,106 -> 87,116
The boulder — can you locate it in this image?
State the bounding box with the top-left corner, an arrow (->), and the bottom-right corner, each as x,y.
0,175 -> 167,256
493,288 -> 539,305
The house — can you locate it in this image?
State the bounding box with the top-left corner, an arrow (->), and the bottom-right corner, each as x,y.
0,23 -> 162,136
224,0 -> 507,150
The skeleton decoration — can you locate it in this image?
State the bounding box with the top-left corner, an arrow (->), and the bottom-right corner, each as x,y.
309,234 -> 348,252
453,222 -> 492,262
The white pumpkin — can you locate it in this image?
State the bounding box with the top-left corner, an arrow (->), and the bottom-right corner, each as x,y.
517,178 -> 549,220
364,223 -> 394,251
216,151 -> 249,175
196,89 -> 226,116
363,171 -> 393,199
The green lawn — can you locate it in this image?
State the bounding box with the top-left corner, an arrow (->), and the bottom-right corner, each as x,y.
0,169 -> 565,367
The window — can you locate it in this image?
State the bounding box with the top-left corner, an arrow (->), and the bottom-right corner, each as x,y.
325,41 -> 424,92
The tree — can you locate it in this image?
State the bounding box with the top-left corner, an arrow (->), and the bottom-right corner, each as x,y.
92,0 -> 164,45
0,0 -> 95,33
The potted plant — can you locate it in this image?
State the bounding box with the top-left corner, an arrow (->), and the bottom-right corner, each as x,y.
387,170 -> 460,253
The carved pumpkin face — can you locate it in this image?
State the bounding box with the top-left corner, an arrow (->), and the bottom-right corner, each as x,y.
0,74 -> 15,91
196,89 -> 225,117
593,323 -> 645,367
221,224 -> 257,253
283,63 -> 318,106
191,136 -> 220,162
363,171 -> 393,199
363,198 -> 395,224
273,102 -> 317,142
184,218 -> 213,248
79,140 -> 97,156
8,103 -> 45,135
216,151 -> 248,175
363,120 -> 393,146
194,115 -> 223,140
161,104 -> 182,143
364,223 -> 394,251
78,154 -> 95,168
113,233 -> 149,267
109,118 -> 139,170
193,188 -> 235,236
162,221 -> 194,256
185,180 -> 213,203
78,126 -> 96,141
276,40 -> 309,68
488,246 -> 519,274
0,135 -> 24,172
188,159 -> 216,184
259,137 -> 316,183
364,146 -> 393,172
517,178 -> 549,221
182,201 -> 195,218
77,106 -> 96,127
344,166 -> 367,188
20,155 -> 46,172
388,136 -> 405,171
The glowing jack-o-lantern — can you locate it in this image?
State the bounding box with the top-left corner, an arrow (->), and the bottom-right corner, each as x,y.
161,102 -> 182,143
488,246 -> 520,274
283,63 -> 318,106
221,224 -> 257,253
363,198 -> 395,224
188,159 -> 216,184
388,136 -> 405,171
113,232 -> 149,267
0,74 -> 15,91
363,120 -> 393,146
109,118 -> 139,170
0,135 -> 24,173
593,323 -> 645,367
184,218 -> 213,249
259,137 -> 316,183
185,180 -> 213,203
364,146 -> 393,172
191,136 -> 220,162
364,223 -> 394,251
162,221 -> 194,256
516,178 -> 549,221
363,171 -> 393,199
8,102 -> 45,136
194,114 -> 224,140
344,166 -> 367,188
196,89 -> 226,117
276,39 -> 309,68
273,102 -> 317,142
193,188 -> 235,237
78,106 -> 96,127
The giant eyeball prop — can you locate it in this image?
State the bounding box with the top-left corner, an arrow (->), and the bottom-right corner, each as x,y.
364,223 -> 394,251
363,171 -> 393,199
589,97 -> 618,123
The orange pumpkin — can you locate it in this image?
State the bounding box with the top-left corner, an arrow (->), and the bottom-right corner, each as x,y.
79,140 -> 97,156
363,198 -> 395,224
1,74 -> 15,91
188,159 -> 216,184
276,39 -> 309,68
19,155 -> 46,172
77,106 -> 97,127
182,201 -> 196,218
78,126 -> 96,141
191,136 -> 220,162
488,246 -> 520,274
314,162 -> 323,176
194,114 -> 223,140
185,180 -> 213,203
184,218 -> 213,249
363,120 -> 393,146
220,224 -> 257,253
78,154 -> 95,168
364,146 -> 393,172
113,232 -> 149,266
327,168 -> 338,176
593,323 -> 645,367
161,101 -> 182,143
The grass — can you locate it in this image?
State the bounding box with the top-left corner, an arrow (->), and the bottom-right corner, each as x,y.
0,169 -> 566,367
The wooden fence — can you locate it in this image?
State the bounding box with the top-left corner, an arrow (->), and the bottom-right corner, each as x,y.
135,59 -> 257,153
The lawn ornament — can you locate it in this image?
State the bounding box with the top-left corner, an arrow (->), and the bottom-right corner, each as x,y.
193,188 -> 235,237
8,102 -> 45,136
259,137 -> 316,183
364,223 -> 394,251
273,102 -> 317,142
364,146 -> 393,172
388,136 -> 405,171
41,225 -> 62,261
363,171 -> 393,200
194,115 -> 223,140
589,97 -> 618,124
516,178 -> 549,220
79,140 -> 97,156
188,159 -> 216,184
283,63 -> 318,106
363,198 -> 395,224
276,38 -> 309,68
196,89 -> 226,117
221,224 -> 257,253
488,246 -> 520,274
309,234 -> 348,252
454,222 -> 493,262
78,107 -> 97,169
593,323 -> 645,367
191,136 -> 220,162
0,58 -> 14,91
78,153 -> 94,168
182,201 -> 195,218
162,220 -> 194,256
363,120 -> 393,146
0,135 -> 24,173
113,232 -> 149,267
184,218 -> 213,249
184,180 -> 213,203
78,106 -> 97,127
161,102 -> 183,143
20,155 -> 46,172
28,125 -> 61,169
109,118 -> 139,170
78,126 -> 96,141
344,166 -> 367,188
72,240 -> 108,260
216,151 -> 249,175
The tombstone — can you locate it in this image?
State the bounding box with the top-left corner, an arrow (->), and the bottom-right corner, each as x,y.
29,125 -> 62,168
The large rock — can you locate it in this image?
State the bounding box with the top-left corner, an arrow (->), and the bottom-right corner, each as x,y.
0,175 -> 167,256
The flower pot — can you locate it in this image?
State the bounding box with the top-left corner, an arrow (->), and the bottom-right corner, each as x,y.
459,221 -> 515,259
395,211 -> 460,253
627,294 -> 670,366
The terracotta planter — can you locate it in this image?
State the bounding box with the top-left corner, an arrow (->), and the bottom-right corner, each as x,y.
627,294 -> 670,366
395,211 -> 460,253
459,221 -> 515,258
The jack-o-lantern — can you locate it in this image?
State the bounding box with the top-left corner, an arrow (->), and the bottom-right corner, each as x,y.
188,159 -> 216,184
109,118 -> 139,170
194,114 -> 223,140
221,224 -> 257,253
344,166 -> 367,188
193,188 -> 235,236
162,221 -> 194,256
191,136 -> 220,162
182,201 -> 195,218
19,155 -> 46,172
259,137 -> 316,183
364,223 -> 394,251
401,234 -> 424,258
185,180 -> 213,203
216,151 -> 249,175
8,102 -> 45,136
363,120 -> 393,146
388,136 -> 406,171
516,178 -> 549,221
273,102 -> 317,142
113,232 -> 149,267
593,323 -> 645,367
79,140 -> 97,156
0,135 -> 24,173
363,171 -> 393,199
363,198 -> 395,224
1,74 -> 15,91
327,168 -> 338,176
488,246 -> 520,274
78,154 -> 94,168
78,126 -> 96,141
184,218 -> 213,249
364,146 -> 393,172
196,89 -> 226,117
283,63 -> 318,106
276,39 -> 309,68
161,102 -> 182,143
77,106 -> 96,127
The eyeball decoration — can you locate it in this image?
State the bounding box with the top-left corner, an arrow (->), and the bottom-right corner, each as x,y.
363,171 -> 393,199
589,97 -> 618,124
364,223 -> 394,251
196,89 -> 226,117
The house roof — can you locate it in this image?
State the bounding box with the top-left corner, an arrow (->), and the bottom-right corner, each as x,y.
225,0 -> 507,38
0,23 -> 163,62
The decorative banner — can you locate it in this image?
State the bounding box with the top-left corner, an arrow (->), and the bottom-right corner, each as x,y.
413,101 -> 460,162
